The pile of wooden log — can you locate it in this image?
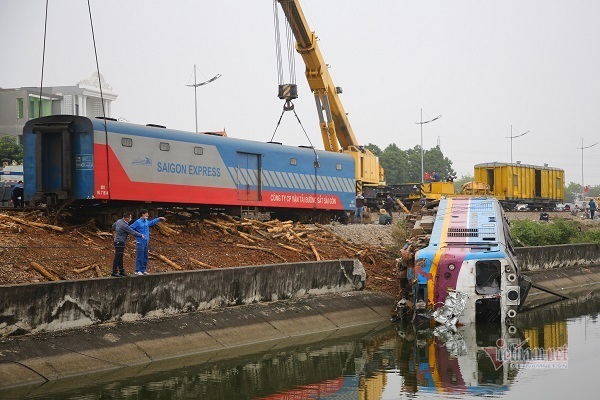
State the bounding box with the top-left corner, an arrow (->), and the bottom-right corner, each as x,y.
200,214 -> 387,263
0,213 -> 63,232
395,203 -> 438,301
143,215 -> 395,271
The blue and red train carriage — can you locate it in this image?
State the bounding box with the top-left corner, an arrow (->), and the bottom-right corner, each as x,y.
23,115 -> 356,223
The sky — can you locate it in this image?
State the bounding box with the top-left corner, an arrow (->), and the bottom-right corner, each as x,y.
2,0 -> 600,186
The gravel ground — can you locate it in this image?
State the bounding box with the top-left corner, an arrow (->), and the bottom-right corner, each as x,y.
328,212 -> 398,247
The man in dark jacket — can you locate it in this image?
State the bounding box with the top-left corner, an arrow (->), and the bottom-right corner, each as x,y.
112,212 -> 144,277
10,181 -> 24,208
384,194 -> 395,222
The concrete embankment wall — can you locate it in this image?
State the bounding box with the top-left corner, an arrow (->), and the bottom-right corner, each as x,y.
0,291 -> 393,391
515,244 -> 600,308
515,243 -> 600,272
0,259 -> 367,337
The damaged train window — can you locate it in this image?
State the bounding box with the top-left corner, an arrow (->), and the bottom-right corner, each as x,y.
475,260 -> 501,295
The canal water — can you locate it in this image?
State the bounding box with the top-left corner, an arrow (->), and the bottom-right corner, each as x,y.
3,295 -> 599,399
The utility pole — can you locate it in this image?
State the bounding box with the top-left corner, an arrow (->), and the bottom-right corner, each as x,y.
578,138 -> 598,199
415,109 -> 442,183
186,64 -> 221,133
506,125 -> 529,165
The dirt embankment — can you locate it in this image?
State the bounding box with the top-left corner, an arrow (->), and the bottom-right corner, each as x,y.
0,210 -> 401,296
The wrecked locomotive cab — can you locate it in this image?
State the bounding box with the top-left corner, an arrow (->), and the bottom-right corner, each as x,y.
397,197 -> 530,326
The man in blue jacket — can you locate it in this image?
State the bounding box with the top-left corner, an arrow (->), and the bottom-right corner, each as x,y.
112,212 -> 145,277
130,209 -> 166,275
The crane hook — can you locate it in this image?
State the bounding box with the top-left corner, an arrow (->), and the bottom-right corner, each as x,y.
283,99 -> 295,111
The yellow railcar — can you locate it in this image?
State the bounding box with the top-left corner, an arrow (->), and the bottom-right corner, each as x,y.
474,162 -> 564,210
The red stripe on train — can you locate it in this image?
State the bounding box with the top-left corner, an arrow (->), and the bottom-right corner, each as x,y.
93,144 -> 344,209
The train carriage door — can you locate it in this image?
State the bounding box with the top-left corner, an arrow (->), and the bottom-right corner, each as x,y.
534,169 -> 542,197
33,123 -> 72,202
236,152 -> 261,201
486,169 -> 495,192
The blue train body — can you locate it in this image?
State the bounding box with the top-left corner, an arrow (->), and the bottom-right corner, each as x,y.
23,115 -> 356,220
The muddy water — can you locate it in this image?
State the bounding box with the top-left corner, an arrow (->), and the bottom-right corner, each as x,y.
3,294 -> 598,400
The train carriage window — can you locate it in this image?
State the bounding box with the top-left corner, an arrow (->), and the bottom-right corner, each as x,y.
159,142 -> 170,151
475,260 -> 501,295
194,146 -> 203,155
512,174 -> 518,186
121,138 -> 133,147
290,158 -> 297,166
336,163 -> 342,171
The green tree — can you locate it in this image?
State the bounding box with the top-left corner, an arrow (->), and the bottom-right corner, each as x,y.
380,144 -> 408,184
564,182 -> 581,203
0,136 -> 23,164
587,184 -> 600,199
365,143 -> 382,157
377,144 -> 456,184
423,146 -> 456,181
405,146 -> 422,182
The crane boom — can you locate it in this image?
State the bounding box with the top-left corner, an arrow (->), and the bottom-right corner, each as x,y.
276,0 -> 384,188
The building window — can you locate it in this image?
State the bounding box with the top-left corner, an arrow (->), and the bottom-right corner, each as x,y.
16,98 -> 24,119
93,101 -> 103,117
336,163 -> 342,171
29,100 -> 35,118
121,138 -> 133,147
290,158 -> 297,166
159,142 -> 170,151
194,146 -> 203,155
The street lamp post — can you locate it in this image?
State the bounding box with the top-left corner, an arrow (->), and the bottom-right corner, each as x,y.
415,108 -> 442,183
506,125 -> 529,165
578,138 -> 598,199
186,64 -> 222,133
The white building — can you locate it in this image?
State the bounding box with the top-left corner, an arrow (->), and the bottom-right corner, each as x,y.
0,72 -> 118,143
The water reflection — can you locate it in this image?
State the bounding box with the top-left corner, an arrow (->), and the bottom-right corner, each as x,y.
392,322 -> 566,395
4,296 -> 598,400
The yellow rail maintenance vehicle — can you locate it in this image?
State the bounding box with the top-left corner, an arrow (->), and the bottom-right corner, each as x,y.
474,162 -> 564,211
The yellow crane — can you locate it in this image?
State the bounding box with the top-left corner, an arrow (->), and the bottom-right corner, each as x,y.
275,0 -> 385,191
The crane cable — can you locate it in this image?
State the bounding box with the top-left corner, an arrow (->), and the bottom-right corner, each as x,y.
38,1 -> 110,196
38,2 -> 108,124
271,1 -> 318,209
86,0 -> 111,197
273,0 -> 297,86
270,107 -> 320,210
272,0 -> 284,85
37,0 -> 49,117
